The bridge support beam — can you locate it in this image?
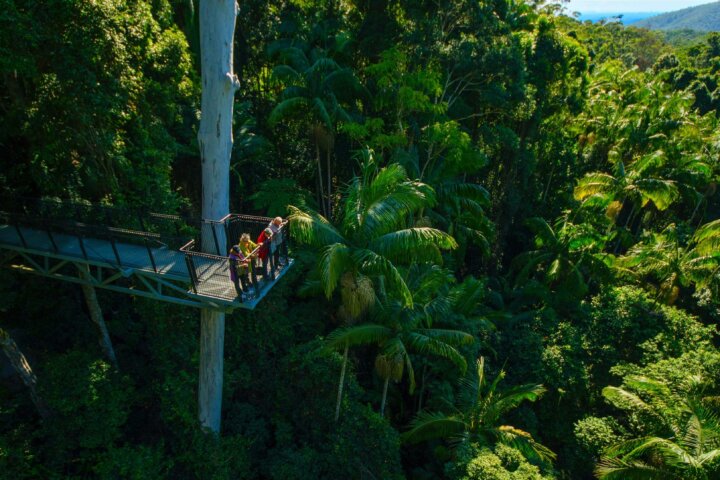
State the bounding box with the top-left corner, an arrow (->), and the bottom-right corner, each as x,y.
78,265 -> 119,369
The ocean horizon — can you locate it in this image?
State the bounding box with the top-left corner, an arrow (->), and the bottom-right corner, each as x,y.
575,11 -> 661,24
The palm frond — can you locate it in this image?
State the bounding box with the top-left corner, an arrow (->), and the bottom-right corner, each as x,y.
406,332 -> 468,374
437,182 -> 490,206
271,64 -> 302,83
288,205 -> 346,247
271,46 -> 310,71
595,457 -> 670,480
401,411 -> 466,444
325,324 -> 392,351
352,249 -> 413,306
448,277 -> 487,316
416,328 -> 475,346
312,97 -> 333,130
309,56 -> 341,73
483,383 -> 546,425
574,173 -> 617,201
602,386 -> 651,412
624,376 -> 673,398
698,448 -> 720,466
268,97 -> 309,126
319,243 -> 352,298
368,228 -> 457,264
361,188 -> 434,238
495,425 -> 557,463
634,179 -> 679,211
693,220 -> 720,255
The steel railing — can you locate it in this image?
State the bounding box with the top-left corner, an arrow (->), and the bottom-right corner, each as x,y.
181,215 -> 290,301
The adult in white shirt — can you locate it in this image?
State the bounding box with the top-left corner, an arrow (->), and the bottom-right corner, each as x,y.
268,216 -> 285,270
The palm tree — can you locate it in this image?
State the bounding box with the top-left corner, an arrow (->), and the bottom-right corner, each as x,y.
575,64 -> 717,242
399,147 -> 494,261
617,221 -> 720,304
596,378 -> 720,479
403,357 -> 555,464
574,160 -> 679,233
269,43 -> 366,216
289,149 -> 458,420
511,216 -> 608,298
326,284 -> 475,417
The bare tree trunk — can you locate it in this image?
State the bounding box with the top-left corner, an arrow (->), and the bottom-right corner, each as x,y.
380,377 -> 389,417
0,329 -> 49,419
197,0 -> 239,435
316,141 -> 326,217
78,265 -> 118,369
417,364 -> 427,413
334,343 -> 349,422
326,147 -> 332,218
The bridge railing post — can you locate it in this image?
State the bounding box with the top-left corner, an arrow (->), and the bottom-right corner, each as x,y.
211,222 -> 221,255
185,255 -> 199,294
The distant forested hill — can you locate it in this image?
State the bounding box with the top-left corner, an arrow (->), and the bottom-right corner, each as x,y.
635,2 -> 720,31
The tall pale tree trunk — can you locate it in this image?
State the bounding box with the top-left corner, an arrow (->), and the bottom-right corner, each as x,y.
0,329 -> 49,419
78,265 -> 118,369
197,0 -> 239,435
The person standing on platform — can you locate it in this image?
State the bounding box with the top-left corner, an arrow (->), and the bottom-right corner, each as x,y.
238,233 -> 257,294
256,227 -> 274,279
228,245 -> 248,300
267,216 -> 286,271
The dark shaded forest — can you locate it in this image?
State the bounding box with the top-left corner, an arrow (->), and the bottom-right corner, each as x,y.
1,1 -> 720,478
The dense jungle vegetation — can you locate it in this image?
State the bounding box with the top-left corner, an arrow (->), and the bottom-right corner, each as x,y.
2,0 -> 720,478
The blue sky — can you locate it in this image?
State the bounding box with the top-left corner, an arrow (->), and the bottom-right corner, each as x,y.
564,0 -> 715,12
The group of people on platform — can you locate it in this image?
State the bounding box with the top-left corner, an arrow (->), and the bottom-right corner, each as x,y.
228,216 -> 287,300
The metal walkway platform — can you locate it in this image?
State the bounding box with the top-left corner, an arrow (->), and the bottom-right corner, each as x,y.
0,199 -> 293,311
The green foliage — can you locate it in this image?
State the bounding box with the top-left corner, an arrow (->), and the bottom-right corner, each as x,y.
574,417 -> 625,467
446,442 -> 554,480
94,444 -> 173,480
404,357 -> 554,466
263,340 -> 405,479
2,1 -> 720,480
585,286 -> 715,371
0,0 -> 197,210
289,149 -> 456,306
249,178 -> 316,216
36,351 -> 133,472
596,374 -> 720,479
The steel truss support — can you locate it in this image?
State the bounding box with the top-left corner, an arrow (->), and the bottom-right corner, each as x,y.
5,249 -> 236,313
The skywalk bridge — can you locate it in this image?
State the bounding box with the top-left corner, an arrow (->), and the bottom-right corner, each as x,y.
0,198 -> 293,311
